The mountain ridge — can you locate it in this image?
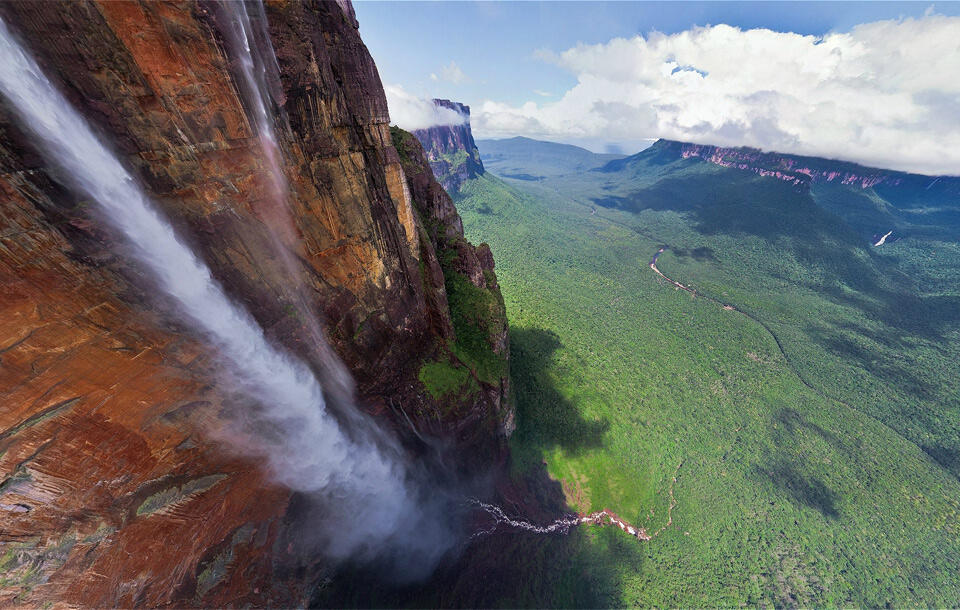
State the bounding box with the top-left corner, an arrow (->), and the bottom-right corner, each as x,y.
477,136 -> 626,180
602,139 -> 960,190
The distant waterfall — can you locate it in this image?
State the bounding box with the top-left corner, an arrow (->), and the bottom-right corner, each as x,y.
220,0 -> 287,205
215,0 -> 360,407
0,16 -> 449,567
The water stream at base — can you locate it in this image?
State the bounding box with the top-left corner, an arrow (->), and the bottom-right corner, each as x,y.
468,460 -> 682,543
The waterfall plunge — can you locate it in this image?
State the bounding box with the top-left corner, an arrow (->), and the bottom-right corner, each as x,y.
0,15 -> 451,569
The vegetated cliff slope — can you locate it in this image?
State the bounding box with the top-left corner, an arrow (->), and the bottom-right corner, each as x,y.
411,99 -> 485,194
0,0 -> 509,607
391,126 -> 512,437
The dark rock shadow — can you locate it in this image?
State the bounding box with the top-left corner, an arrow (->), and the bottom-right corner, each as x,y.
509,327 -> 609,460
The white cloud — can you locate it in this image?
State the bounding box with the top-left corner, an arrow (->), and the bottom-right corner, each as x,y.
384,85 -> 466,130
473,16 -> 960,175
437,60 -> 467,84
533,89 -> 552,97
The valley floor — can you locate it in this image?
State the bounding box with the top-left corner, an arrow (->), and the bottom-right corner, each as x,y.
444,170 -> 960,607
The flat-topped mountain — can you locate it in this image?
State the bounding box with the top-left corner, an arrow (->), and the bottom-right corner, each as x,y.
411,99 -> 485,193
595,139 -> 960,242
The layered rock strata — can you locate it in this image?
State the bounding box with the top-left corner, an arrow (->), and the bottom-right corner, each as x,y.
0,0 -> 510,606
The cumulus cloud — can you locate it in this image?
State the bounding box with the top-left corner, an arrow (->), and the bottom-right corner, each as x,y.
385,84 -> 466,130
434,60 -> 467,84
473,16 -> 960,175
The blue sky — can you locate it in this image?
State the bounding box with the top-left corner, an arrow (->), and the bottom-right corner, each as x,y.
354,2 -> 960,173
357,2 -> 956,106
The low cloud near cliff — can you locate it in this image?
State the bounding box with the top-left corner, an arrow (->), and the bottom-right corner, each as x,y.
472,14 -> 960,175
386,84 -> 466,130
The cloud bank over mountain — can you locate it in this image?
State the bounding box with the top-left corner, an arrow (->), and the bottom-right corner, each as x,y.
472,15 -> 960,175
386,84 -> 466,130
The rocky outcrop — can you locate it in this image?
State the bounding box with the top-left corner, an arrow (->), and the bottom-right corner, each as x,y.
0,1 -> 509,606
392,126 -> 513,444
411,99 -> 485,194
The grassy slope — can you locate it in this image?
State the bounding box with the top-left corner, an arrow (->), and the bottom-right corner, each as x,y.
453,169 -> 960,607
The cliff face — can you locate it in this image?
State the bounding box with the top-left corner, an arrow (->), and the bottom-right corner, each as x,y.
411,99 -> 485,194
392,126 -> 512,442
0,1 -> 509,607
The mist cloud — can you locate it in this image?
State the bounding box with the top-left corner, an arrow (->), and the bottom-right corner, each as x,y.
472,15 -> 960,175
386,84 -> 466,130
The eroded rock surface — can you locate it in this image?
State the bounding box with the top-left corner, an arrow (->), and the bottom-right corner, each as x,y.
0,1 -> 510,606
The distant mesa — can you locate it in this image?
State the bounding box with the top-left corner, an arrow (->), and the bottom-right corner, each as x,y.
602,139 -> 960,194
411,99 -> 485,194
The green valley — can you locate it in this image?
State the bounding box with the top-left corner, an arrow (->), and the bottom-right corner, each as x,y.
442,139 -> 960,607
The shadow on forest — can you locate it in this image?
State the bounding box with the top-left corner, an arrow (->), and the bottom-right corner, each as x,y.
775,408 -> 841,448
921,445 -> 960,480
759,408 -> 842,519
758,458 -> 840,519
310,328 -> 625,608
804,324 -> 937,401
510,327 -> 609,458
324,460 -> 628,608
672,245 -> 717,262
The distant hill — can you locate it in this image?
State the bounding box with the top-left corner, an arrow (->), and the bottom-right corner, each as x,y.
596,139 -> 960,243
477,136 -> 626,180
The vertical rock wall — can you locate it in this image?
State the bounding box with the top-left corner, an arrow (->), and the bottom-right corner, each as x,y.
0,0 -> 510,606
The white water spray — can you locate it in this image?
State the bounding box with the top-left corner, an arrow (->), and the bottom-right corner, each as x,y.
215,0 -> 358,409
874,230 -> 894,246
0,16 -> 448,567
226,2 -> 288,199
218,0 -> 294,243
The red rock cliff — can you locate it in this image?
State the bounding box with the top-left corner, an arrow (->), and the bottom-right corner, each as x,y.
0,0 -> 510,606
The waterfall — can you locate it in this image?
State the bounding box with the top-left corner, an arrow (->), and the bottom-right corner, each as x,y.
0,16 -> 450,568
215,0 -> 361,409
220,0 -> 287,206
